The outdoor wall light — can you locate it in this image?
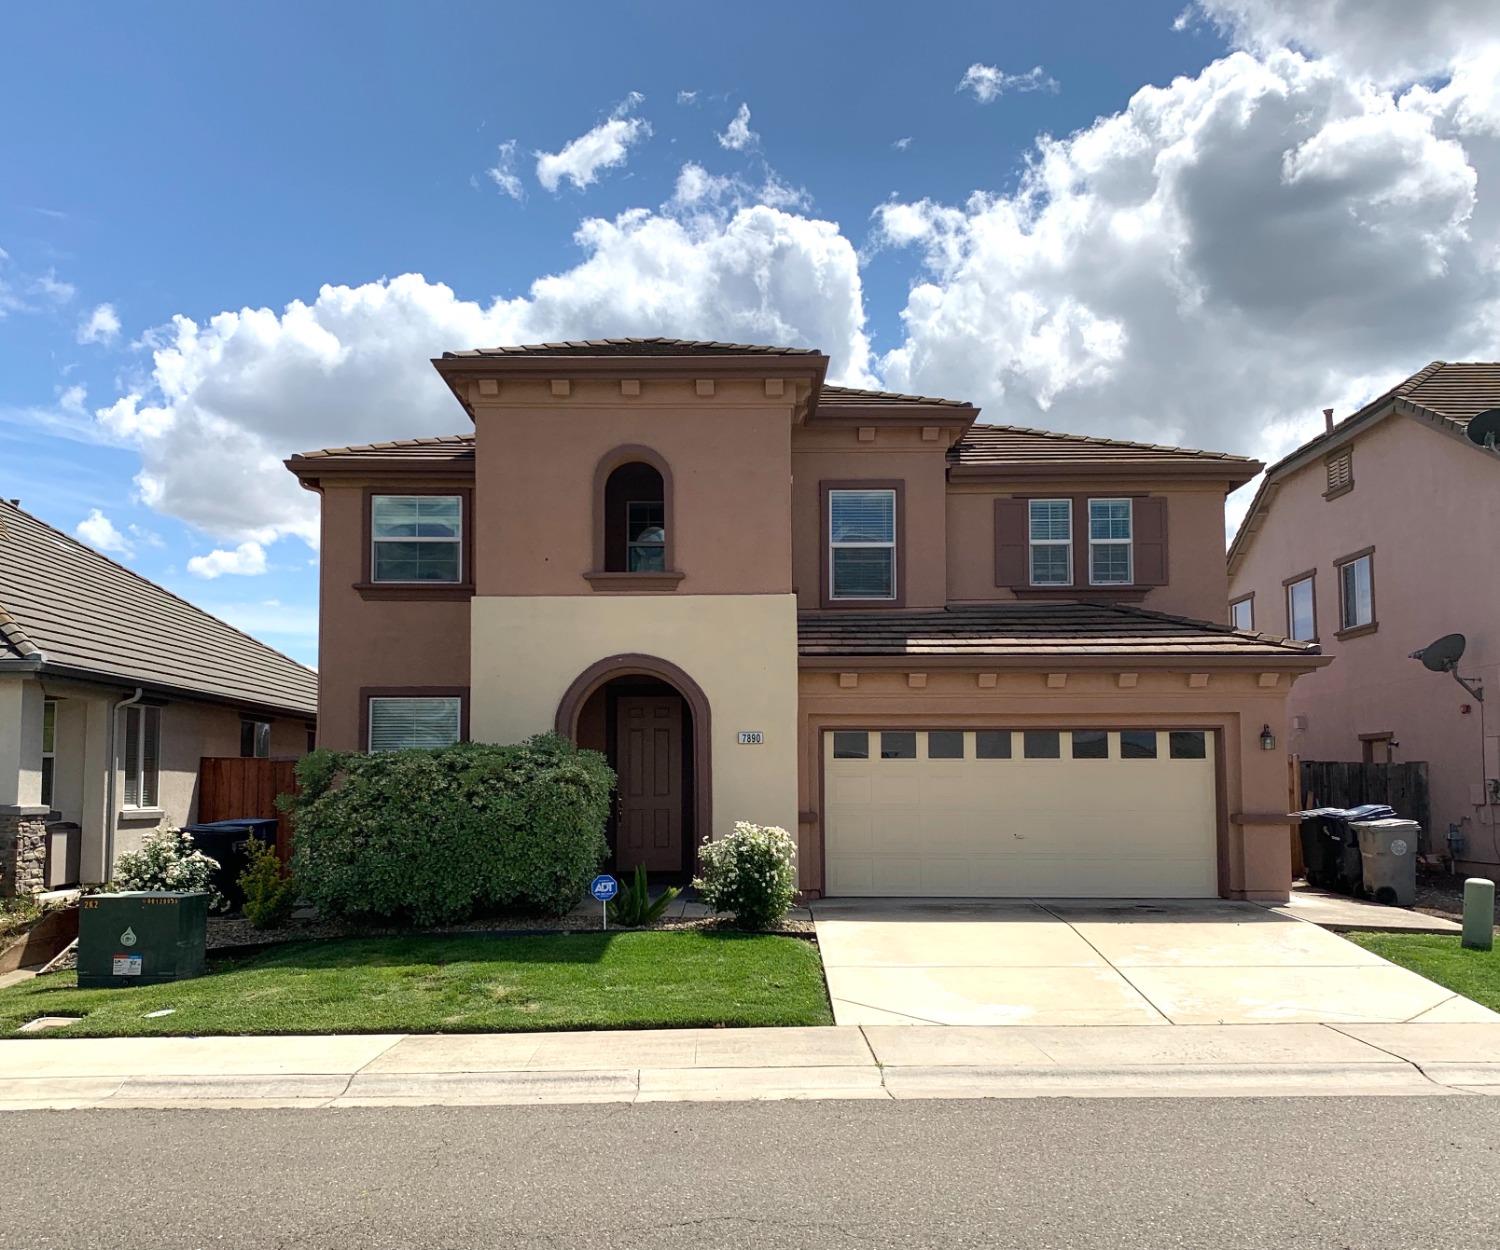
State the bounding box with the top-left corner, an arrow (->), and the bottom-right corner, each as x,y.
1259,724 -> 1276,751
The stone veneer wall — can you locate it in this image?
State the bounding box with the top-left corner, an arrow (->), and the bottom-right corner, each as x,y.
0,813 -> 47,897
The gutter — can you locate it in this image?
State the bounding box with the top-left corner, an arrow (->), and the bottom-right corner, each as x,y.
102,687 -> 144,883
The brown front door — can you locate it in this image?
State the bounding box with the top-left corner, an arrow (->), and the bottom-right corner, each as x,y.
615,696 -> 684,873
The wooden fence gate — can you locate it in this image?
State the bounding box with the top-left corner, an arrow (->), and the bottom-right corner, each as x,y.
198,757 -> 300,862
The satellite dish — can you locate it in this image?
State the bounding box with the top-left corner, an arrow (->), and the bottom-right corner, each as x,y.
1412,633 -> 1467,672
1467,409 -> 1500,449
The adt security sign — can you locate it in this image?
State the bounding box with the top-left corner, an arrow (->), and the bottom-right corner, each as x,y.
591,874 -> 619,930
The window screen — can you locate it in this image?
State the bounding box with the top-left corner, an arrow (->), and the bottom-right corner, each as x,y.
368,697 -> 462,752
829,489 -> 896,599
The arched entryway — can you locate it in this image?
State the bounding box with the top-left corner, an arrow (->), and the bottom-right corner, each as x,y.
555,654 -> 711,881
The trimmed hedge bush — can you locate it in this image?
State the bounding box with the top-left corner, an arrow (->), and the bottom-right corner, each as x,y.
284,734 -> 613,926
693,821 -> 798,929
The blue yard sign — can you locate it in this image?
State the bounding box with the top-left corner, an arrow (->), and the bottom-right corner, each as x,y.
591,873 -> 619,931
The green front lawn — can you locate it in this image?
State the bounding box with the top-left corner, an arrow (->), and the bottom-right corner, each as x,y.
0,931 -> 833,1038
1348,932 -> 1500,1012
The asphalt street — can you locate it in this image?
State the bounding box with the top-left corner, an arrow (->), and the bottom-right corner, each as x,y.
4,1097 -> 1499,1249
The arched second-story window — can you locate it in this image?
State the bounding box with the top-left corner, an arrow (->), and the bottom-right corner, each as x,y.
605,461 -> 666,572
589,446 -> 679,588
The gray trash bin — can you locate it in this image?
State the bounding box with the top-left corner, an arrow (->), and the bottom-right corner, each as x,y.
1351,818 -> 1420,906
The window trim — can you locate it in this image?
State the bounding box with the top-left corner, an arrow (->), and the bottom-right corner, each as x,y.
357,487 -> 473,600
1027,498 -> 1073,588
587,445 -> 682,592
1087,497 -> 1133,587
41,698 -> 56,809
1229,593 -> 1254,631
1282,569 -> 1318,643
359,687 -> 469,753
121,704 -> 162,811
819,480 -> 905,608
1334,546 -> 1378,639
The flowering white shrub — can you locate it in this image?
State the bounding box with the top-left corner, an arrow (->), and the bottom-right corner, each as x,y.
693,821 -> 797,929
113,827 -> 226,911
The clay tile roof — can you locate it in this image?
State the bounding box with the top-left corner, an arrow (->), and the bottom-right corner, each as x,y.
1397,361 -> 1500,426
442,337 -> 824,359
950,425 -> 1260,467
797,601 -> 1319,660
0,500 -> 317,716
820,384 -> 976,410
289,433 -> 475,463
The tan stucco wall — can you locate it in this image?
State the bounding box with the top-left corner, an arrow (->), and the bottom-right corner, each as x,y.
470,593 -> 800,852
797,666 -> 1301,901
314,480 -> 472,752
471,377 -> 798,598
946,480 -> 1234,621
790,424 -> 955,609
1228,413 -> 1500,872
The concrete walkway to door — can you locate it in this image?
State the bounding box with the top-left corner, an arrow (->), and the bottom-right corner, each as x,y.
810,898 -> 1500,1027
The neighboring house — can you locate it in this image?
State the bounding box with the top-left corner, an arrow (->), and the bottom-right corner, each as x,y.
288,338 -> 1325,901
1228,361 -> 1500,878
0,500 -> 317,895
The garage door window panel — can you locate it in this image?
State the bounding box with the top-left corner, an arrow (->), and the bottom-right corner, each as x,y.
1023,730 -> 1061,759
1121,730 -> 1158,759
927,731 -> 965,760
880,732 -> 916,759
1170,730 -> 1207,760
832,731 -> 869,760
1072,730 -> 1109,759
976,730 -> 1012,760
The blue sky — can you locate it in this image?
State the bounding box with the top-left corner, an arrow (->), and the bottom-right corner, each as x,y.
3,1 -> 1497,667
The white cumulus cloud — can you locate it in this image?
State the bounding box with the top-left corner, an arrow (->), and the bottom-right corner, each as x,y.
717,103 -> 758,151
535,93 -> 652,192
187,541 -> 268,579
74,509 -> 131,555
957,64 -> 1059,103
77,302 -> 121,345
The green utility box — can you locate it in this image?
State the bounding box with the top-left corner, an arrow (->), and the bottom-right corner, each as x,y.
77,892 -> 209,988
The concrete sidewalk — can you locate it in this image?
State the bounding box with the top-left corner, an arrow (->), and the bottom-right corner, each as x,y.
4,1022 -> 1500,1109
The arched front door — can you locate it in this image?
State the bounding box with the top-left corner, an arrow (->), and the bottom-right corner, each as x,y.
555,654 -> 712,879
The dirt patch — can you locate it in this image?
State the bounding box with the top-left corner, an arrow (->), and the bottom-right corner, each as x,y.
1413,871 -> 1500,926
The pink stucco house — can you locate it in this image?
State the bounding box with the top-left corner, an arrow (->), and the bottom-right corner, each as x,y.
1228,362 -> 1500,878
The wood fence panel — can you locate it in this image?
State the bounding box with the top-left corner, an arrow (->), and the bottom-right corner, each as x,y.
1297,760 -> 1431,851
198,757 -> 300,863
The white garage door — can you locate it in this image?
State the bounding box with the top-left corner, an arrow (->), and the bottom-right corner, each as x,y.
823,728 -> 1218,898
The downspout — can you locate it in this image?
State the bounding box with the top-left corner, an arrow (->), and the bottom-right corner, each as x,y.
103,687 -> 144,882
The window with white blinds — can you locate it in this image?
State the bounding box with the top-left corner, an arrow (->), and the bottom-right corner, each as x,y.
368,697 -> 462,752
122,705 -> 161,808
829,488 -> 896,600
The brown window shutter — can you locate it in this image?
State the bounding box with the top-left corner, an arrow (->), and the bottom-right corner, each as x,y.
1134,496 -> 1169,586
993,498 -> 1028,587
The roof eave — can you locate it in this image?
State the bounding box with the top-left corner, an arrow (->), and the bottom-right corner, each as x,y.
797,652 -> 1329,669
284,455 -> 476,481
30,660 -> 317,719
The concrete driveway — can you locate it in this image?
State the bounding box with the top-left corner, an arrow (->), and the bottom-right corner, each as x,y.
810,898 -> 1500,1027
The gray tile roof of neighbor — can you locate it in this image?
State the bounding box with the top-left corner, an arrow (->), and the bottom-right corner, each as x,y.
442,337 -> 826,359
0,500 -> 318,716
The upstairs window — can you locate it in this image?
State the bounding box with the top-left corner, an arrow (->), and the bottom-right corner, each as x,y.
240,719 -> 271,758
371,495 -> 462,583
1285,574 -> 1316,642
604,462 -> 668,573
1337,551 -> 1375,632
1088,499 -> 1133,585
122,705 -> 161,809
829,488 -> 897,600
1028,499 -> 1072,585
1230,596 -> 1253,631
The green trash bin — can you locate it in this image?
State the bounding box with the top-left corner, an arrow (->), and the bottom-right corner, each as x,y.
77,892 -> 209,988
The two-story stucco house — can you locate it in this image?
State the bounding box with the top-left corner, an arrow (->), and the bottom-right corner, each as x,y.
1228,362 -> 1500,879
288,338 -> 1325,901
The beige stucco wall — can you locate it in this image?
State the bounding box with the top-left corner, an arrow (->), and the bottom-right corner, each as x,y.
1228,413 -> 1500,873
470,593 -> 800,853
946,480 -> 1234,621
797,666 -> 1302,901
